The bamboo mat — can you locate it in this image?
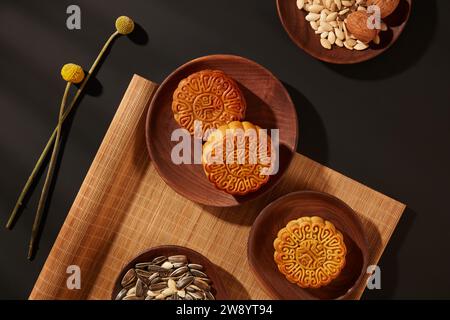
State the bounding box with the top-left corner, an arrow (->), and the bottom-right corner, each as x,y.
29,75 -> 406,300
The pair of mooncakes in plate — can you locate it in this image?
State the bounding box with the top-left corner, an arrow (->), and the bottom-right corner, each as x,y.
172,69 -> 273,196
171,70 -> 347,290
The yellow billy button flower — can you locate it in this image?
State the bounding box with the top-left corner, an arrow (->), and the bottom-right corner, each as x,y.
61,63 -> 85,84
115,16 -> 135,35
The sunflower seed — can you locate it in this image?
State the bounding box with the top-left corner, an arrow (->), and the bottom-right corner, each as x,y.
191,269 -> 209,278
115,288 -> 128,300
161,261 -> 174,270
162,288 -> 177,297
193,278 -> 210,291
123,295 -> 143,300
354,41 -> 369,50
121,269 -> 136,288
148,272 -> 159,282
170,266 -> 189,277
177,290 -> 186,298
172,262 -> 186,268
195,277 -> 211,284
152,256 -> 167,265
135,279 -> 147,297
186,284 -> 202,292
326,12 -> 338,22
135,262 -> 152,269
149,282 -> 167,291
335,27 -> 345,41
127,287 -> 136,296
177,276 -> 194,290
150,276 -> 162,285
147,290 -> 161,297
168,279 -> 177,291
147,265 -> 167,273
189,291 -> 204,300
308,4 -> 324,14
135,269 -> 153,279
321,38 -> 332,49
306,13 -> 320,21
168,255 -> 188,264
188,264 -> 204,270
328,31 -> 336,44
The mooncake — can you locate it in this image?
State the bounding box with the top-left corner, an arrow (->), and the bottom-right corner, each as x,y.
172,70 -> 246,135
273,216 -> 347,289
202,121 -> 273,195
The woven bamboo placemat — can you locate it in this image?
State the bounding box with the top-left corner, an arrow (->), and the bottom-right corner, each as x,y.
29,75 -> 406,300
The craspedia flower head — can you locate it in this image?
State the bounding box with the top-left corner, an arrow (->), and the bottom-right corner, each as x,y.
115,16 -> 134,35
61,63 -> 85,84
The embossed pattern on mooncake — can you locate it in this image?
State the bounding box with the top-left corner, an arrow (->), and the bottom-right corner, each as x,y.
273,216 -> 347,288
202,121 -> 273,196
172,70 -> 246,135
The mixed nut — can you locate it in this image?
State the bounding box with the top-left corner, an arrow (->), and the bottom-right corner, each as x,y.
296,0 -> 400,51
115,255 -> 215,300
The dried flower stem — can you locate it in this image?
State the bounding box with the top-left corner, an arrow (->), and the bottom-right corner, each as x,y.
28,82 -> 70,259
6,31 -> 120,230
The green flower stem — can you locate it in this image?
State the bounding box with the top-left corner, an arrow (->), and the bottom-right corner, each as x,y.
28,82 -> 70,260
6,31 -> 120,230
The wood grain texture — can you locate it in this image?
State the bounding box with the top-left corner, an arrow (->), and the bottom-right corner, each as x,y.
276,0 -> 411,64
147,54 -> 298,207
29,75 -> 405,300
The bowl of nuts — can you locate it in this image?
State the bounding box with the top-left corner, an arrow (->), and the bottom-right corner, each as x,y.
277,0 -> 412,64
112,245 -> 227,300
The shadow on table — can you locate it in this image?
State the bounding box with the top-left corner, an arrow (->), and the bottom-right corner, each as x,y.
282,82 -> 329,165
362,206 -> 416,299
215,264 -> 251,300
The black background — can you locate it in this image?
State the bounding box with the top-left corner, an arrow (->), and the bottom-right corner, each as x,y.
0,0 -> 449,299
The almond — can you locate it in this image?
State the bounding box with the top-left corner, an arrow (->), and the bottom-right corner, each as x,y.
345,11 -> 378,43
366,0 -> 400,18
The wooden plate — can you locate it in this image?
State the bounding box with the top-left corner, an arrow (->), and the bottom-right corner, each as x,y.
277,0 -> 412,64
248,191 -> 369,299
146,54 -> 298,207
111,245 -> 227,300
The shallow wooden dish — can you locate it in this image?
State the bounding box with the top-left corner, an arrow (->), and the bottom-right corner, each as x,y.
146,54 -> 298,207
277,0 -> 412,64
111,245 -> 227,300
248,191 -> 369,299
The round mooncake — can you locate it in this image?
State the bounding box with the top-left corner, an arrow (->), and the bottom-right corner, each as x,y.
202,121 -> 273,195
273,216 -> 347,288
172,70 -> 246,135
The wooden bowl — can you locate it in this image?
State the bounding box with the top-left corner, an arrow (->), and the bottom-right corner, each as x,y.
146,54 -> 298,207
248,191 -> 369,299
111,245 -> 227,300
276,0 -> 412,64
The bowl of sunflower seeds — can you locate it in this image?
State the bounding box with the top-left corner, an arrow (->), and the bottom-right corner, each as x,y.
112,245 -> 227,300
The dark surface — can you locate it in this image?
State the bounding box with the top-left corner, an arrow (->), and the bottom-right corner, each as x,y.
0,0 -> 449,299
